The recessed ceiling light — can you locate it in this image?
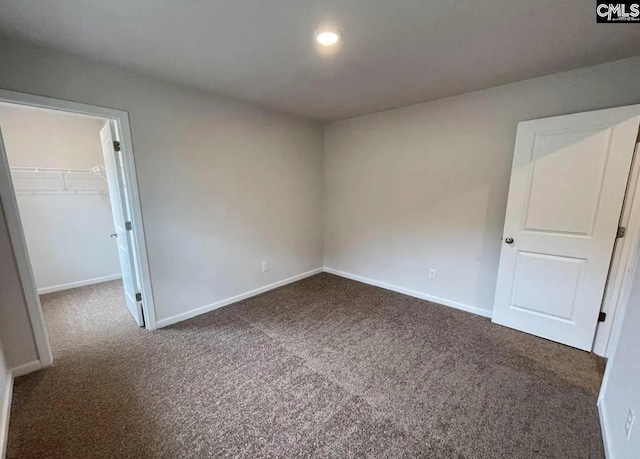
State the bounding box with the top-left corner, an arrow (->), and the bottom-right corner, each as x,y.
315,30 -> 341,46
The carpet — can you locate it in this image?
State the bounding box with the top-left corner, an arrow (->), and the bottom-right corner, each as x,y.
7,273 -> 605,458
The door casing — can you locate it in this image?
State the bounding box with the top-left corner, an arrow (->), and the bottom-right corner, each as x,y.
593,141 -> 640,357
0,89 -> 157,370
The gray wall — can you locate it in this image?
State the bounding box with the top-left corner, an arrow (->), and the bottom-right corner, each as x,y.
0,38 -> 324,368
324,55 -> 640,315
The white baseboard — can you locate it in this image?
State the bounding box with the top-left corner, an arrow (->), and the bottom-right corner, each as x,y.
0,371 -> 13,459
323,267 -> 493,319
156,268 -> 324,328
598,398 -> 615,459
11,360 -> 42,378
37,274 -> 122,295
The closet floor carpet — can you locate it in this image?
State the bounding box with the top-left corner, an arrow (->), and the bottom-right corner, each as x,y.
8,273 -> 604,458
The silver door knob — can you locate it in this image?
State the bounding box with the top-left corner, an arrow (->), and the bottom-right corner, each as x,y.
110,233 -> 118,238
505,237 -> 514,244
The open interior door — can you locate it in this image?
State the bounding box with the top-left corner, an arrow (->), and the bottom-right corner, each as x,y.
492,105 -> 640,350
100,121 -> 144,327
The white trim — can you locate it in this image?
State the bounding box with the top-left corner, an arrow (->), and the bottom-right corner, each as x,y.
593,142 -> 640,357
0,118 -> 53,368
0,371 -> 13,459
0,89 -> 157,372
37,274 -> 122,295
11,361 -> 42,378
598,398 -> 615,459
323,267 -> 493,318
156,268 -> 324,328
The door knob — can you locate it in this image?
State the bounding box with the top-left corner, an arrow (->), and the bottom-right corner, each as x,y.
504,237 -> 514,244
110,233 -> 118,238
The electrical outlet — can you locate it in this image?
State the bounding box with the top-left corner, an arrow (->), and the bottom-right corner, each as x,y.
262,261 -> 269,273
625,409 -> 635,439
428,269 -> 437,280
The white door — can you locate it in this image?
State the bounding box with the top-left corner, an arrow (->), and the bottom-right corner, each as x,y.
492,105 -> 640,350
100,121 -> 144,327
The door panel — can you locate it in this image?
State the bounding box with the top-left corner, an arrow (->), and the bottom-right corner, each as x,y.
511,252 -> 585,320
100,121 -> 144,327
492,106 -> 640,350
524,128 -> 611,236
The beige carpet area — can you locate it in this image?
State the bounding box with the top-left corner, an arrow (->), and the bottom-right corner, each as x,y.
8,273 -> 605,458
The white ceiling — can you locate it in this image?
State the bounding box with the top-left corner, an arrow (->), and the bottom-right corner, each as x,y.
1,0 -> 640,122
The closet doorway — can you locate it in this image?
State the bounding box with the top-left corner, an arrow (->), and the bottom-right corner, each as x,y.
0,90 -> 155,368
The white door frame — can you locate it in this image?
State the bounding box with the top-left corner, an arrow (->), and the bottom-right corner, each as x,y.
0,89 -> 157,368
597,145 -> 640,459
593,141 -> 640,357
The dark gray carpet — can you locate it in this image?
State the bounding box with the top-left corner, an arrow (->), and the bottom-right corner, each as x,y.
8,273 -> 604,458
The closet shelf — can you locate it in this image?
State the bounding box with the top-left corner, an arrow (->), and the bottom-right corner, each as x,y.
10,166 -> 109,195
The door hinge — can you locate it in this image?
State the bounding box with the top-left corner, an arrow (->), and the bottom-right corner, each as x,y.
113,140 -> 121,151
136,292 -> 142,302
617,226 -> 626,238
598,311 -> 607,323
125,221 -> 132,231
